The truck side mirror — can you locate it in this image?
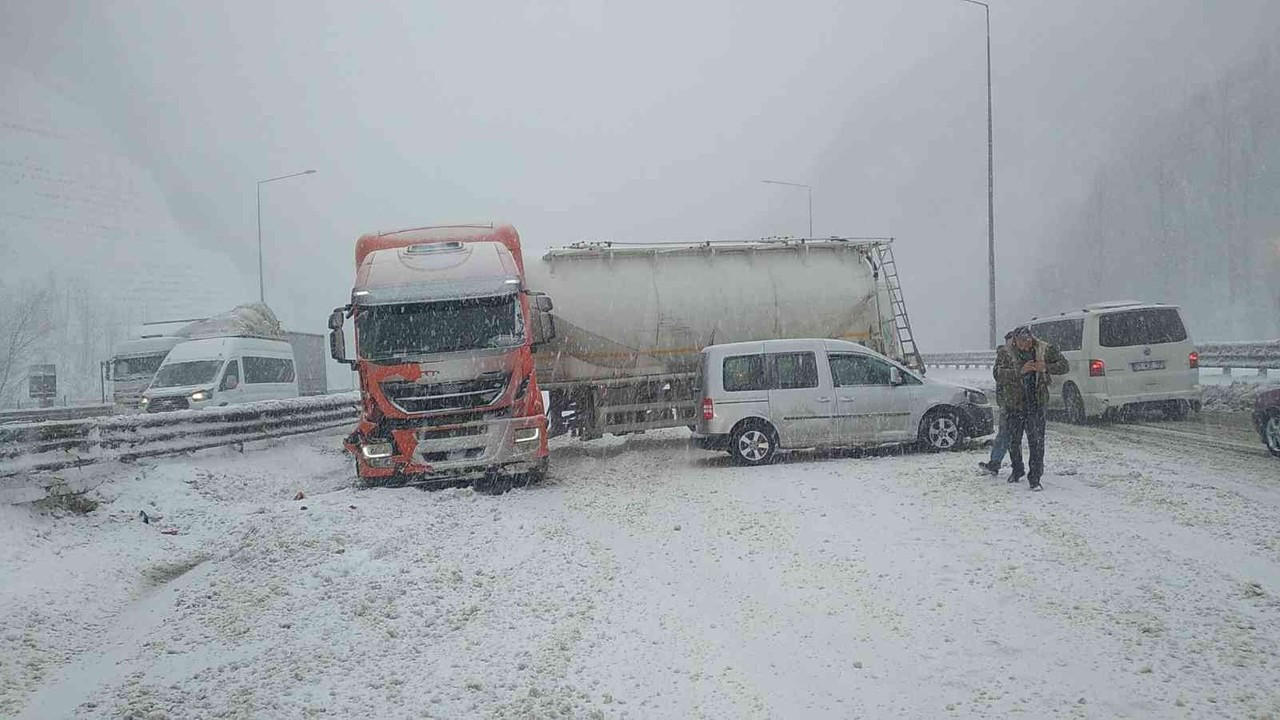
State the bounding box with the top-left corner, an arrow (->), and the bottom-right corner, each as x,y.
533,294 -> 553,313
330,328 -> 353,366
328,307 -> 347,331
531,308 -> 556,347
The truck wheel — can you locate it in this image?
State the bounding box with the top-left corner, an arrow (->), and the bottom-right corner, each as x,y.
730,421 -> 777,466
919,408 -> 962,452
1064,384 -> 1087,425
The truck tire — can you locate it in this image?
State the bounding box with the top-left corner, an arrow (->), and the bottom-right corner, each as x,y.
729,421 -> 778,466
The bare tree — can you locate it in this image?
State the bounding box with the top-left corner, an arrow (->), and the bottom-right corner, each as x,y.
0,280 -> 57,407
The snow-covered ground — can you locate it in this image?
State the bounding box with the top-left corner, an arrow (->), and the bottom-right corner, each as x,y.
3,422 -> 1279,719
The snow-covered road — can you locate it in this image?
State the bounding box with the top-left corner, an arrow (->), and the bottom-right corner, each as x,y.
3,422 -> 1279,719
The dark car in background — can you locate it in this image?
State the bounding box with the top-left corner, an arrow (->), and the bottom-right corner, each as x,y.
1254,388 -> 1280,457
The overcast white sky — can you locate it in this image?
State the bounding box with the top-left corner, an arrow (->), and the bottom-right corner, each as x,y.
2,0 -> 1277,348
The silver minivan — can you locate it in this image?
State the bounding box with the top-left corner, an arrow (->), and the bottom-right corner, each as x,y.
693,339 -> 994,465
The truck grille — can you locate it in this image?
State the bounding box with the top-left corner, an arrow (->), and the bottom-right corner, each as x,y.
381,372 -> 509,414
147,396 -> 190,413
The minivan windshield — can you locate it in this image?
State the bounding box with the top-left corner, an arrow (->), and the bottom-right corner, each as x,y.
355,294 -> 522,361
1098,308 -> 1188,347
152,360 -> 223,388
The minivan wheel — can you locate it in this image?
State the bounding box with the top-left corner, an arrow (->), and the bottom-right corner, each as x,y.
920,409 -> 963,452
1265,412 -> 1280,458
1163,400 -> 1190,421
1064,384 -> 1087,425
730,421 -> 777,466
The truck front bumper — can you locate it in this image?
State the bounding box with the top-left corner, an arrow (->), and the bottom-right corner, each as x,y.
352,413 -> 548,485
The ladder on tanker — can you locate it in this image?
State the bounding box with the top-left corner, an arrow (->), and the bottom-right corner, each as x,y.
875,243 -> 924,372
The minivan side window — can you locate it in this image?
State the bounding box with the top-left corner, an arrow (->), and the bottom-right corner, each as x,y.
723,354 -> 768,392
770,352 -> 818,390
1098,308 -> 1187,348
829,353 -> 893,386
243,356 -> 297,384
1031,319 -> 1083,352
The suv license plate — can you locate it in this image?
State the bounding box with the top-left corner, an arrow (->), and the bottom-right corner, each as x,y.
1132,360 -> 1165,371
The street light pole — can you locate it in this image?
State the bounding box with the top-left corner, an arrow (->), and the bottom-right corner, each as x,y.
762,179 -> 813,238
256,169 -> 316,304
960,0 -> 996,349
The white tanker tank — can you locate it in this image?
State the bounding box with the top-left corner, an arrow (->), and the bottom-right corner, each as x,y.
524,237 -> 921,438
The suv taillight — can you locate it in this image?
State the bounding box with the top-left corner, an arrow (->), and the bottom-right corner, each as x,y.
1089,359 -> 1106,377
702,397 -> 714,421
1188,351 -> 1199,369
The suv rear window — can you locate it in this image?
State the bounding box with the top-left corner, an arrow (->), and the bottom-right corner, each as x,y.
723,354 -> 768,392
1098,308 -> 1188,348
1032,319 -> 1083,352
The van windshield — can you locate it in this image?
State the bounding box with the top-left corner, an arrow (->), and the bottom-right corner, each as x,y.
355,294 -> 522,361
112,353 -> 166,380
153,360 -> 223,388
1098,308 -> 1188,347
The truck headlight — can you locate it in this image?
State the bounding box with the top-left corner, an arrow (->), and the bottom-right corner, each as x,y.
514,427 -> 540,444
360,440 -> 394,459
190,389 -> 213,402
965,390 -> 989,405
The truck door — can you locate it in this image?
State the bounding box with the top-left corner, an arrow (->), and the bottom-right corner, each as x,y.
767,351 -> 836,447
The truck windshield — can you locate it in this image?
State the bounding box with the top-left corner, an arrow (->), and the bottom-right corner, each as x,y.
152,360 -> 223,388
356,294 -> 522,360
112,353 -> 166,380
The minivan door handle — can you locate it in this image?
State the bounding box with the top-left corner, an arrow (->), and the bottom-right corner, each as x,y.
816,397 -> 831,403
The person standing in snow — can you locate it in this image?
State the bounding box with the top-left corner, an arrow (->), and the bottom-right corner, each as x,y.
979,330 -> 1016,475
994,325 -> 1069,491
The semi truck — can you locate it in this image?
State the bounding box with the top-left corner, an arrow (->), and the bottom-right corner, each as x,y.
330,223 -> 920,489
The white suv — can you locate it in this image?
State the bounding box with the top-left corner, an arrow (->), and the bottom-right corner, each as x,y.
1025,302 -> 1201,423
693,338 -> 994,465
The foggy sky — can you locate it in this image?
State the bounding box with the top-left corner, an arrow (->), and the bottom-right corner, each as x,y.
3,0 -> 1278,349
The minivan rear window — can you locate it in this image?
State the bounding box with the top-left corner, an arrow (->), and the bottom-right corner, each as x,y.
723,354 -> 768,392
1098,308 -> 1188,348
1032,319 -> 1083,352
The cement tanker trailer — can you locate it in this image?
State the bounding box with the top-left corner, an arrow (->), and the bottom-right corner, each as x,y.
526,237 -> 921,440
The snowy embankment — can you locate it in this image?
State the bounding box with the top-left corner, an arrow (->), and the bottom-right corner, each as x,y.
2,424 -> 1279,718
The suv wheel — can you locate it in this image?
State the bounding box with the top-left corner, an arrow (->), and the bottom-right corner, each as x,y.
730,422 -> 777,466
920,408 -> 963,452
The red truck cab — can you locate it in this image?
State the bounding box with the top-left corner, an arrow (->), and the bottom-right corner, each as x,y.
329,224 -> 553,491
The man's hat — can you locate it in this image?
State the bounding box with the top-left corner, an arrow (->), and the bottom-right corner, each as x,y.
1012,325 -> 1034,339
1003,330 -> 1014,341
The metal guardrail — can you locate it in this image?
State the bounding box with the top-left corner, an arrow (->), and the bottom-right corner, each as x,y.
0,393 -> 359,504
0,404 -> 116,426
922,340 -> 1280,371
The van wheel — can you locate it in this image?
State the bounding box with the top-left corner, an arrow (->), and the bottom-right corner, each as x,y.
1064,384 -> 1087,425
730,421 -> 777,466
919,408 -> 962,452
1163,400 -> 1189,421
1263,411 -> 1280,458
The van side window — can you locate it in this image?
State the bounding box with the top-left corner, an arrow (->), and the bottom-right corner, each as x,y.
1031,320 -> 1083,352
770,352 -> 818,390
219,360 -> 241,390
723,354 -> 768,392
244,357 -> 296,384
829,353 -> 893,386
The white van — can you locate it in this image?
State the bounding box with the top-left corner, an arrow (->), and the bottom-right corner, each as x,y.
693,338 -> 994,465
141,337 -> 299,412
1024,302 -> 1201,422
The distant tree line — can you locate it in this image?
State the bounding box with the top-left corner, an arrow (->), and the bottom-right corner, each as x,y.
1031,43 -> 1280,341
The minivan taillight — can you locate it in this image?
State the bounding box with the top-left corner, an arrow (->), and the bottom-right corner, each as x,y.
1089,359 -> 1106,377
702,397 -> 714,421
1188,351 -> 1199,369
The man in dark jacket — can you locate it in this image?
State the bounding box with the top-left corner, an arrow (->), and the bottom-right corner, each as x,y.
994,325 -> 1069,490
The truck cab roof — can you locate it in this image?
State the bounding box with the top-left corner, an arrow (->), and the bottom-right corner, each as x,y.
352,240 -> 522,306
